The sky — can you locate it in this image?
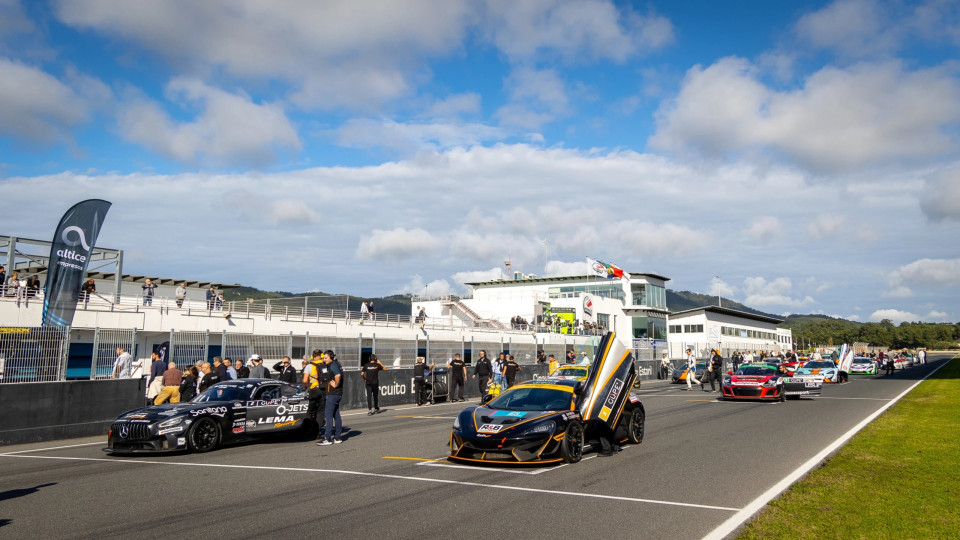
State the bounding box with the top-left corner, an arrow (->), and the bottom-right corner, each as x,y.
1,0 -> 959,325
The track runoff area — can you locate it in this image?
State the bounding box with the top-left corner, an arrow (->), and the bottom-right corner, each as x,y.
0,355 -> 949,539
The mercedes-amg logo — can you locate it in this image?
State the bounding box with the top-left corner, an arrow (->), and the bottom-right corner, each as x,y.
119,426 -> 129,439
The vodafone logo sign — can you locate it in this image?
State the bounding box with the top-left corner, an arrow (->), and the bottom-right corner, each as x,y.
582,295 -> 594,316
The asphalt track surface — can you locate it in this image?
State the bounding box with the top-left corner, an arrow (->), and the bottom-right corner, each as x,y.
0,355 -> 950,539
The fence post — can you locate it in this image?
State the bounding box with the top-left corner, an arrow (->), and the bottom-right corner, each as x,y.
169,328 -> 175,364
131,327 -> 137,359
90,327 -> 101,380
203,329 -> 210,365
288,331 -> 294,358
58,326 -> 71,381
426,335 -> 431,363
372,333 -> 376,357
357,335 -> 362,369
305,332 -> 310,358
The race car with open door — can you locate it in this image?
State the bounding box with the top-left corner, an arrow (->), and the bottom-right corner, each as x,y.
448,332 -> 644,464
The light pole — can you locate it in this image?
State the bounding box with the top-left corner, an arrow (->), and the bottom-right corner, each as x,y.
715,275 -> 722,307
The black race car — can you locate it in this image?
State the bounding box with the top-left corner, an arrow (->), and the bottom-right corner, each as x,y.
104,379 -> 318,454
449,331 -> 645,465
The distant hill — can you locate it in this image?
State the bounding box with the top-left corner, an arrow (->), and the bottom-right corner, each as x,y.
667,290 -> 778,318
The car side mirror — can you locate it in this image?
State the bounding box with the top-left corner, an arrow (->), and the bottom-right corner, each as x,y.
481,394 -> 494,405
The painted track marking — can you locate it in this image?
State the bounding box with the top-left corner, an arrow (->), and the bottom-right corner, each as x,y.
0,453 -> 740,512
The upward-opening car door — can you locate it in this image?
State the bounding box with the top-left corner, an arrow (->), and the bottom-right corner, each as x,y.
245,384 -> 306,433
577,332 -> 636,429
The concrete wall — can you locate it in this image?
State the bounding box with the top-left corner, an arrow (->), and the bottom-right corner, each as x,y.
0,379 -> 145,446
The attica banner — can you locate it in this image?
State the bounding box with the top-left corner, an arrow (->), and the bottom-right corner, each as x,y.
42,199 -> 112,327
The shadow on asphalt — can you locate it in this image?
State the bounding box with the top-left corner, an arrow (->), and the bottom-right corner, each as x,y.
0,482 -> 56,503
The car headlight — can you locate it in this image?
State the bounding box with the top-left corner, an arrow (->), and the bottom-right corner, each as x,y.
453,415 -> 461,430
723,377 -> 731,386
158,417 -> 183,428
521,421 -> 555,436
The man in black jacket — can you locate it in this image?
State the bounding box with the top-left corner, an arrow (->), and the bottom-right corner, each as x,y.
703,349 -> 723,392
472,350 -> 492,398
449,353 -> 467,402
198,362 -> 220,393
235,358 -> 250,379
361,354 -> 385,414
273,356 -> 298,384
502,355 -> 521,388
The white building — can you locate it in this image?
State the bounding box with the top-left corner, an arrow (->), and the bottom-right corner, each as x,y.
666,306 -> 792,359
414,272 -> 671,352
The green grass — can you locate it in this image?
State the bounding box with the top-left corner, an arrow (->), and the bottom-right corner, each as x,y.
738,358 -> 960,539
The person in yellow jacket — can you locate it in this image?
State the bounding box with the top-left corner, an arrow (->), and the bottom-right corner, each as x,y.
548,354 -> 559,375
303,351 -> 326,432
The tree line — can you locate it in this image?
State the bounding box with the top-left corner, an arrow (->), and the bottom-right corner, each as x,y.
783,316 -> 960,350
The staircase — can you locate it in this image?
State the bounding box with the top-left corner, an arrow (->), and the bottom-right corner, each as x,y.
441,298 -> 508,330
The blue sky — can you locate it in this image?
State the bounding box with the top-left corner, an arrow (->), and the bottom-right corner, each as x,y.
1,0 -> 959,324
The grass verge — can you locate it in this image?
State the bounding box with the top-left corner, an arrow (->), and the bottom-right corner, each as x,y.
738,358 -> 960,539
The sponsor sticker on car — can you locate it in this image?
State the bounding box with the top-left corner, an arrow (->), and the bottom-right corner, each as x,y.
232,427 -> 245,434
478,424 -> 505,434
491,410 -> 525,418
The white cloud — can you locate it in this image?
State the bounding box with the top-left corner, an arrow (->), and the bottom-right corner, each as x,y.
925,310 -> 948,321
117,78 -> 300,166
808,214 -> 845,240
481,0 -> 673,62
744,216 -> 782,241
395,274 -> 455,297
869,308 -> 919,324
887,258 -> 960,288
335,118 -> 505,153
355,228 -> 443,260
223,190 -> 321,226
428,93 -> 482,119
795,0 -> 898,58
0,0 -> 34,38
882,286 -> 913,298
708,277 -> 737,298
920,167 -> 960,222
545,260 -> 587,277
453,267 -> 505,285
651,57 -> 960,173
743,276 -> 815,307
0,58 -> 90,143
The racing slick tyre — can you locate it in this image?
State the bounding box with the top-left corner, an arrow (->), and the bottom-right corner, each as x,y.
560,421 -> 584,464
626,407 -> 645,445
187,417 -> 221,453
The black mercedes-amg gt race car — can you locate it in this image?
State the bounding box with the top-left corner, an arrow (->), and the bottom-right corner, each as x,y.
449,332 -> 645,465
104,379 -> 318,454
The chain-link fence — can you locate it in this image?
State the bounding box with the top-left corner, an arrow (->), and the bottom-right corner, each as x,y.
507,339 -> 538,364
307,336 -> 361,369
472,340 -> 503,360
170,330 -> 208,370
427,340 -> 463,365
222,333 -> 292,365
0,326 -> 69,383
91,328 -> 136,379
375,337 -> 420,367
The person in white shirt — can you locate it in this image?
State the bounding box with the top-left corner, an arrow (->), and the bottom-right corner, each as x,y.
684,348 -> 700,391
578,352 -> 591,365
112,347 -> 132,378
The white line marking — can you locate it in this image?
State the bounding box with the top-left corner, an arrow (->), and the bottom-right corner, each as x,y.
0,441 -> 103,455
0,453 -> 740,512
810,396 -> 889,401
702,360 -> 950,540
343,400 -> 470,417
418,461 -> 539,475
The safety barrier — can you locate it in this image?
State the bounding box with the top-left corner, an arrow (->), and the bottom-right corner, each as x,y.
0,326 -> 70,383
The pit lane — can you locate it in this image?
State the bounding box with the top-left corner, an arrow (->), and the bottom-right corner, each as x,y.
0,355 -> 949,539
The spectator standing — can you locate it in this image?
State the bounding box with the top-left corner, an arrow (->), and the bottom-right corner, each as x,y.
179,366 -> 199,402
418,306 -> 427,329
659,353 -> 671,380
141,278 -> 156,306
548,354 -> 559,374
79,278 -> 95,304
112,347 -> 132,379
198,362 -> 220,393
684,348 -> 700,391
215,293 -> 224,311
918,349 -> 926,364
885,355 -> 895,376
7,272 -> 22,305
249,354 -> 270,378
579,352 -> 591,365
449,353 -> 466,402
566,350 -> 576,364
304,352 -> 326,432
361,354 -> 385,415
359,300 -> 369,324
175,283 -> 187,308
705,349 -> 723,392
537,349 -> 546,364
213,357 -> 228,381
224,357 -> 238,380
492,352 -> 506,390
413,356 -> 434,406
154,362 -> 183,404
273,356 -> 298,384
317,350 -> 344,445
503,354 -> 521,388
149,352 -> 165,386
206,285 -> 216,310
235,358 -> 250,379
368,301 -> 375,321
472,350 -> 492,398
